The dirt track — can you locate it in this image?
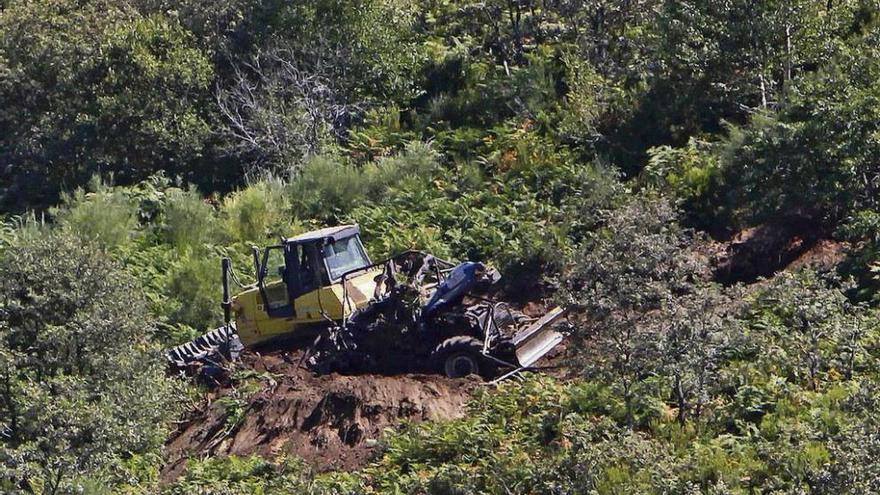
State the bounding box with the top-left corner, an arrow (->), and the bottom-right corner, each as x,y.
162,351 -> 479,480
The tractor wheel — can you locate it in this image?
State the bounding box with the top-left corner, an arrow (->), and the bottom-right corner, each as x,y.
430,336 -> 495,379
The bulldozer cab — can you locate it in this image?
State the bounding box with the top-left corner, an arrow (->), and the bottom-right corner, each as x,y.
254,225 -> 371,318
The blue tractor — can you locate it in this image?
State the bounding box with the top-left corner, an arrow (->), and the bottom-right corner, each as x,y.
306,251 -> 566,379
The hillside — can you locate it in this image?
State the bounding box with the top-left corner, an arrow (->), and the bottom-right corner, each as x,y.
2,1 -> 880,494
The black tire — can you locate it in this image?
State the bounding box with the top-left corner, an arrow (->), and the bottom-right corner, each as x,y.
429,336 -> 495,378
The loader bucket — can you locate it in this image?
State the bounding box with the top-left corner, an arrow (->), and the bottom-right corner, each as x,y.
511,307 -> 567,368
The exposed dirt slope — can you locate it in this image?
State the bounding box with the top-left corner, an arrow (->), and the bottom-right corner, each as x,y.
163,352 -> 478,480
714,214 -> 820,284
711,214 -> 846,284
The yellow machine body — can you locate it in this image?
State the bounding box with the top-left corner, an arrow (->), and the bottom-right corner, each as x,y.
231,268 -> 380,347
225,224 -> 382,348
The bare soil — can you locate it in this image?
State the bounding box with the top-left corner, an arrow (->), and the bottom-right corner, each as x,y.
162,351 -> 479,481
787,238 -> 848,272
711,213 -> 846,284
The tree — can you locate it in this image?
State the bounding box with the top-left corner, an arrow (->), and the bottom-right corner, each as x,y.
814,382 -> 880,494
214,0 -> 424,174
592,0 -> 865,175
0,0 -> 214,212
562,195 -> 711,425
657,286 -> 736,426
0,231 -> 180,493
217,47 -> 357,173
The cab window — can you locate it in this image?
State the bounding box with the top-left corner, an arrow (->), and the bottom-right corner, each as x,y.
262,246 -> 289,309
323,236 -> 370,280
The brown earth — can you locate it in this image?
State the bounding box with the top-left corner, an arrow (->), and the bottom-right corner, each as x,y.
711,213 -> 847,284
787,238 -> 848,271
713,214 -> 818,284
162,352 -> 480,481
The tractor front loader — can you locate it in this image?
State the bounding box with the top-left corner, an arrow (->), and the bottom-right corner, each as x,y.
165,225 -> 566,379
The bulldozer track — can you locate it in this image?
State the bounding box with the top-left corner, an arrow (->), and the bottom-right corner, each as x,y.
166,324 -> 240,368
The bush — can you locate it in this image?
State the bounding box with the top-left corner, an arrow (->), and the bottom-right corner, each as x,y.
221,179 -> 296,244
161,187 -> 218,249
0,231 -> 180,493
162,456 -> 314,495
288,154 -> 368,222
838,209 -> 880,302
642,137 -> 726,230
164,249 -> 224,334
745,271 -> 872,388
289,141 -> 442,224
52,177 -> 139,250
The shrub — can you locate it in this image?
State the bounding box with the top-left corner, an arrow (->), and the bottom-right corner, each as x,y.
289,142 -> 442,224
52,176 -> 139,250
838,209 -> 880,302
288,154 -> 368,222
366,141 -> 442,195
0,230 -> 180,493
561,194 -> 715,425
642,137 -> 727,230
161,187 -> 218,249
346,105 -> 416,162
164,249 -> 224,334
221,179 -> 295,244
745,271 -> 872,388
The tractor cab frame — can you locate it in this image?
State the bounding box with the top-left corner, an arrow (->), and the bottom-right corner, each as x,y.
250,225 -> 371,318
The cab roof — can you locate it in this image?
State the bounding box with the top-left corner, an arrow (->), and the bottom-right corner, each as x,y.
284,224 -> 360,245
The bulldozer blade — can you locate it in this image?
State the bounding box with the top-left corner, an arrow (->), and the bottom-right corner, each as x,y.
511,307 -> 567,368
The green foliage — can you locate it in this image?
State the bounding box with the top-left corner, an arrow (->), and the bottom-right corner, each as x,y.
352,128 -> 623,284
0,0 -> 214,210
0,231 -> 180,493
643,138 -> 725,228
745,271 -> 874,387
221,179 -> 296,244
52,177 -> 140,250
340,369 -> 877,494
347,106 -> 417,161
289,155 -> 368,222
268,0 -> 424,103
164,250 -> 224,332
839,209 -> 880,302
289,142 -> 442,223
161,187 -> 218,250
562,195 -> 722,425
163,456 -> 315,495
95,13 -> 213,163
701,20 -> 880,229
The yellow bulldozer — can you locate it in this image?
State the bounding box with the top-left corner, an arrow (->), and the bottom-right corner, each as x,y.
166,224 -> 566,379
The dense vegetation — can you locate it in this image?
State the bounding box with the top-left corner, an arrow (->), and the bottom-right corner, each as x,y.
3,0 -> 880,493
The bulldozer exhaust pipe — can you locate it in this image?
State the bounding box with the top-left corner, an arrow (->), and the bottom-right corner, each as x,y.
221,257 -> 232,325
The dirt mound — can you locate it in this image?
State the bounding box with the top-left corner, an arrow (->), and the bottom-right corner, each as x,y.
163,352 -> 478,480
787,238 -> 848,271
714,213 -> 824,284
